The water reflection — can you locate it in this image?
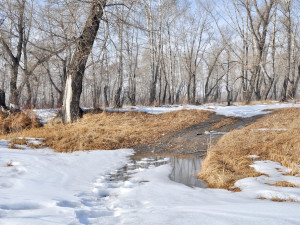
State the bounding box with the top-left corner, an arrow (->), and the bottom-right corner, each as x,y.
169,156 -> 206,188
108,153 -> 206,188
108,156 -> 169,182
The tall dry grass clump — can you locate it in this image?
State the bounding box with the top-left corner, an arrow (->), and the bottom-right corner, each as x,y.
199,108 -> 300,189
2,110 -> 212,152
0,111 -> 41,135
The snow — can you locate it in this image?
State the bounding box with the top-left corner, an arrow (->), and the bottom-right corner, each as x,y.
117,102 -> 300,118
205,103 -> 300,117
101,164 -> 300,225
0,140 -> 133,225
33,109 -> 59,124
255,128 -> 288,131
33,102 -> 300,124
1,102 -> 300,224
204,130 -> 228,135
235,161 -> 300,202
1,139 -> 300,224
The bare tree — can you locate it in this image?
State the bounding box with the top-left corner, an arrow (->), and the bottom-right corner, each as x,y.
0,0 -> 26,109
182,11 -> 209,104
280,0 -> 293,101
240,0 -> 275,103
62,0 -> 107,123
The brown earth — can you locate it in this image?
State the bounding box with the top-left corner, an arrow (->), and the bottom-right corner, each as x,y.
134,113 -> 262,156
1,109 -> 212,152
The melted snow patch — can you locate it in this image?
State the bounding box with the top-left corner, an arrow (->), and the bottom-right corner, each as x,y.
248,155 -> 262,160
125,102 -> 300,118
234,160 -> 300,202
33,109 -> 59,124
251,128 -> 288,131
204,131 -> 228,135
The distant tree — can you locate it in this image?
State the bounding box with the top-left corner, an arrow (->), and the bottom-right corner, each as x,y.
0,0 -> 26,110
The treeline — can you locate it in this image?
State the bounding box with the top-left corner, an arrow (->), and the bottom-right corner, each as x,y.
0,0 -> 299,109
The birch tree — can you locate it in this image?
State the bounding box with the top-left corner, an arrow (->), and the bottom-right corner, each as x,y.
62,0 -> 107,123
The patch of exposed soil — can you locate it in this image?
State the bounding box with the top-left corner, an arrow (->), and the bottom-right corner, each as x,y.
134,113 -> 262,156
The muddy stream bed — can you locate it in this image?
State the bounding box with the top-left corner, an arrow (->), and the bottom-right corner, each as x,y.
107,113 -> 261,188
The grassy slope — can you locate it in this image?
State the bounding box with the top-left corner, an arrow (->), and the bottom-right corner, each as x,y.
1,110 -> 212,152
199,108 -> 300,189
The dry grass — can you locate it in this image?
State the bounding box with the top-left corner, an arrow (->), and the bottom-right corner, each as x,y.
268,181 -> 298,188
231,187 -> 242,192
10,138 -> 28,145
8,144 -> 24,150
258,197 -> 300,203
1,110 -> 212,152
210,117 -> 239,130
0,111 -> 41,135
199,108 -> 300,189
27,142 -> 43,149
7,138 -> 43,149
239,100 -> 277,106
8,144 -> 24,149
8,138 -> 27,150
6,160 -> 13,167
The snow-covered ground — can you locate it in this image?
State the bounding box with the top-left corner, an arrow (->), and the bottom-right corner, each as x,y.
103,163 -> 300,225
34,102 -> 300,123
33,109 -> 60,124
112,101 -> 300,118
1,142 -> 300,225
1,103 -> 300,224
0,141 -> 133,225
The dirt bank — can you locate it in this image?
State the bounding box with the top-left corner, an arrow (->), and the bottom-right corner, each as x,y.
134,113 -> 262,156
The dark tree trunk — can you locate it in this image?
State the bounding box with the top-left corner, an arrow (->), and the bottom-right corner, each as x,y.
9,65 -> 20,109
2,0 -> 26,110
191,73 -> 196,104
114,86 -> 123,108
128,77 -> 136,106
288,65 -> 300,99
187,75 -> 192,103
162,82 -> 168,105
62,0 -> 107,123
149,79 -> 157,105
104,85 -> 109,107
0,89 -> 6,109
175,82 -> 183,104
187,72 -> 196,104
25,79 -> 32,108
281,78 -> 289,102
149,64 -> 159,105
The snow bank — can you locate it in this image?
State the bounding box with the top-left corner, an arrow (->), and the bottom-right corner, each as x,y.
0,140 -> 133,225
1,140 -> 300,224
210,103 -> 300,117
33,102 -> 300,124
235,160 -> 300,202
101,164 -> 300,225
122,102 -> 300,118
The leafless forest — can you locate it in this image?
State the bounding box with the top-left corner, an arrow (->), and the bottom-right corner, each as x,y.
0,0 -> 299,111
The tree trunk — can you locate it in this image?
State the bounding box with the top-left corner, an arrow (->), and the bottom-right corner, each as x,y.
149,73 -> 158,105
62,0 -> 106,123
9,65 -> 20,109
281,1 -> 292,102
0,89 -> 6,109
288,65 -> 300,99
25,79 -> 32,108
191,73 -> 196,104
104,85 -> 109,107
